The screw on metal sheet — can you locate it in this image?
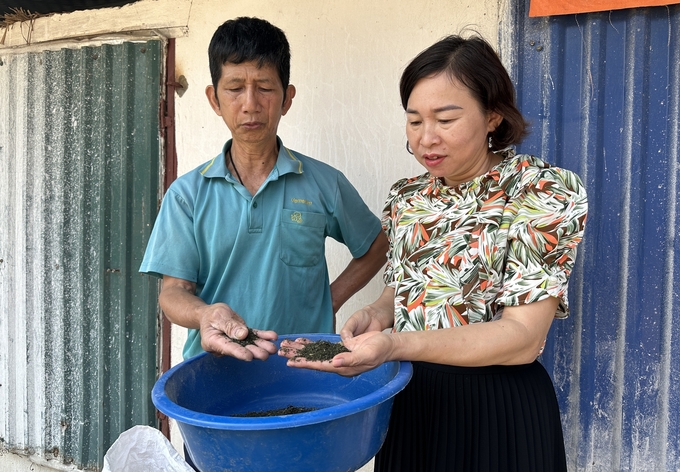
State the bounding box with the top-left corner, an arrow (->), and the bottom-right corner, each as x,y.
92,53 -> 98,60
536,46 -> 544,51
140,47 -> 147,53
529,40 -> 536,46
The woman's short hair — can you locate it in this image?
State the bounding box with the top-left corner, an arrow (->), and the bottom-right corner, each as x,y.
400,34 -> 529,150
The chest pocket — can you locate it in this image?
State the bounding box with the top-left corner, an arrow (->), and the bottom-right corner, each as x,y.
279,209 -> 327,267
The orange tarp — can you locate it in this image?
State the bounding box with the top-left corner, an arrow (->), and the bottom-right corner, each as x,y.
529,0 -> 680,16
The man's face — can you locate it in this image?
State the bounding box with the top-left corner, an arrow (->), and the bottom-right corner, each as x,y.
206,61 -> 295,147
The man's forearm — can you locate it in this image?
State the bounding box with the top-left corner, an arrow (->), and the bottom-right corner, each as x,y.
330,231 -> 389,313
158,276 -> 206,329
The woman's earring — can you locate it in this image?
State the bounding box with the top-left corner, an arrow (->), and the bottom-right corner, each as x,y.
488,135 -> 493,149
406,142 -> 414,155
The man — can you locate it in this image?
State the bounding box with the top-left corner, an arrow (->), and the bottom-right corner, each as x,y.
140,17 -> 387,363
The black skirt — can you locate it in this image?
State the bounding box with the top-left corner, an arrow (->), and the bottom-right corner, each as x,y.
374,360 -> 567,472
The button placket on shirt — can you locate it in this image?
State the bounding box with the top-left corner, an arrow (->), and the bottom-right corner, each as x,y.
249,197 -> 262,232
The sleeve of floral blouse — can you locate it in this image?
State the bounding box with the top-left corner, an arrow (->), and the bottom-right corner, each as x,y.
380,181 -> 401,287
497,166 -> 588,316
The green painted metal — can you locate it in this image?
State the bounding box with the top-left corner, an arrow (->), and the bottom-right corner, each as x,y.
0,40 -> 161,469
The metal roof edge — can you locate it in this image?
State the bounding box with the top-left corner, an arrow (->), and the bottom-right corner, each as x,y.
0,0 -> 190,49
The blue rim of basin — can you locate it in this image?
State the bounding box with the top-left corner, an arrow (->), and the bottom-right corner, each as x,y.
152,333 -> 413,431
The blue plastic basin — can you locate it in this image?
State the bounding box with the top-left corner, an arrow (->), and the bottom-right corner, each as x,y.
152,333 -> 412,472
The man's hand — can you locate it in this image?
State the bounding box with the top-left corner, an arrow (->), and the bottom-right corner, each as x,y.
159,275 -> 278,360
198,302 -> 278,360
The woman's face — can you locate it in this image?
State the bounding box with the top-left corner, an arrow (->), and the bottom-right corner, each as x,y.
405,73 -> 502,187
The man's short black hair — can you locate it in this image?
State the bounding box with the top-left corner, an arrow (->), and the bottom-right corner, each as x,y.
208,17 -> 291,96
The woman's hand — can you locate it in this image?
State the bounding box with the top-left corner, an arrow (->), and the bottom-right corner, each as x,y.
340,286 -> 396,341
339,307 -> 385,341
279,285 -> 397,376
280,295 -> 561,373
279,331 -> 394,377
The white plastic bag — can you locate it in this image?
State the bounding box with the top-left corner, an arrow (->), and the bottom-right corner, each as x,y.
102,425 -> 193,472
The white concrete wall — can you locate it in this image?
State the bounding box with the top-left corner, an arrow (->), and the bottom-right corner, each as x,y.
173,0 -> 499,333
1,0 -> 499,469
171,2 -> 497,466
174,2 -> 498,469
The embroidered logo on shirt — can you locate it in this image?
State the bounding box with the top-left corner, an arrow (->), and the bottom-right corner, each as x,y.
291,198 -> 312,205
291,211 -> 303,223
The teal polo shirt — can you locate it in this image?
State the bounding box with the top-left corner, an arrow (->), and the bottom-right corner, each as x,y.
140,138 -> 382,359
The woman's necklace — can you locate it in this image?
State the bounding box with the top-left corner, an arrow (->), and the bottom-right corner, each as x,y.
228,149 -> 244,185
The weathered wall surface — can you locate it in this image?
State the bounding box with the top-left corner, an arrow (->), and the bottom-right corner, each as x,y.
0,0 -> 499,470
173,3 -> 499,468
173,0 -> 499,335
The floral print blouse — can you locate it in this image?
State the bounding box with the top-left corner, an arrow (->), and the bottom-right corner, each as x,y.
382,149 -> 588,332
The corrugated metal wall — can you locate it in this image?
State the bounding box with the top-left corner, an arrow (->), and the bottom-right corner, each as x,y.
0,40 -> 162,469
505,3 -> 680,471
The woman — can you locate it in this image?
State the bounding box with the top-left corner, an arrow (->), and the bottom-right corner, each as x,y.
280,34 -> 587,472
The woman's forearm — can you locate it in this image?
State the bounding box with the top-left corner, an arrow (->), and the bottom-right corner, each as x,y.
388,297 -> 559,366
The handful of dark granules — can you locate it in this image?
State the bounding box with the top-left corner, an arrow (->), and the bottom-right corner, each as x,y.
290,340 -> 351,361
228,328 -> 261,346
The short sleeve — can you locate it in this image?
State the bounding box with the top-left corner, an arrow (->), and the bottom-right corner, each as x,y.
139,186 -> 201,282
328,172 -> 383,259
381,178 -> 408,288
496,167 -> 588,317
